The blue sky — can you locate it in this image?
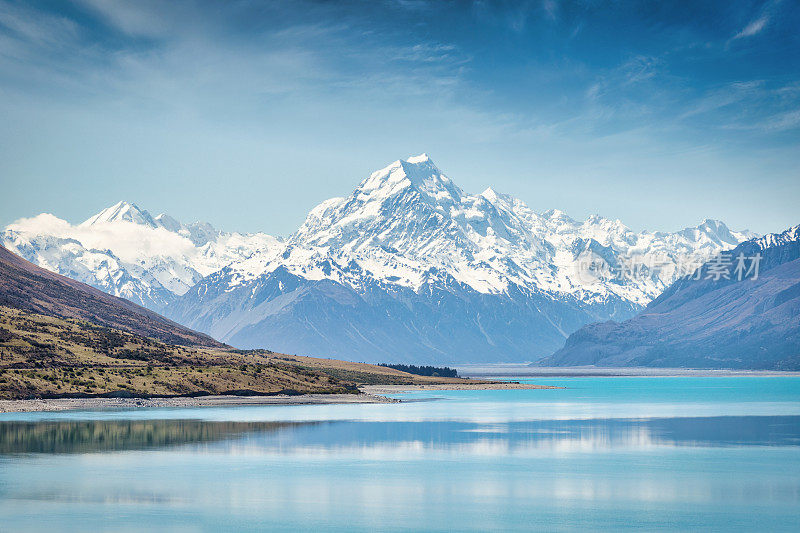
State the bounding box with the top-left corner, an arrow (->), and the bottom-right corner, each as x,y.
1,0 -> 798,236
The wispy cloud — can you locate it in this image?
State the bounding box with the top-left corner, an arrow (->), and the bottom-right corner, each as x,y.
0,0 -> 471,111
72,0 -> 179,38
582,55 -> 662,120
542,0 -> 558,21
679,81 -> 765,119
731,0 -> 785,41
620,56 -> 660,85
759,108 -> 800,131
733,15 -> 768,39
681,80 -> 800,134
0,1 -> 80,50
470,0 -> 560,33
394,43 -> 463,64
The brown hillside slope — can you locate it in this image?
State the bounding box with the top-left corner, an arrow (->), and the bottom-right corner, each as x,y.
0,306 -> 475,400
0,244 -> 222,347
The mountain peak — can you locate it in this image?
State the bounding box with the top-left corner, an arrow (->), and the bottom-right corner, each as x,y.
673,218 -> 752,247
755,223 -> 800,249
357,154 -> 461,204
480,187 -> 518,209
154,213 -> 183,233
698,218 -> 726,230
541,208 -> 575,223
405,153 -> 432,164
81,201 -> 157,227
481,186 -> 500,200
695,218 -> 733,237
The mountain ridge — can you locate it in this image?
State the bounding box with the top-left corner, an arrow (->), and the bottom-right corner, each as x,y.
539,224 -> 800,369
162,155 -> 755,362
1,155 -> 757,362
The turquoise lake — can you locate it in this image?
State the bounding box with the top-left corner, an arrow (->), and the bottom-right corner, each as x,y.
1,377 -> 799,531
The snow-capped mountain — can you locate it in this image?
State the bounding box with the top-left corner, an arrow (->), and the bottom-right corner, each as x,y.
540,224 -> 800,369
165,155 -> 753,362
1,202 -> 281,310
2,155 -> 755,362
279,155 -> 750,304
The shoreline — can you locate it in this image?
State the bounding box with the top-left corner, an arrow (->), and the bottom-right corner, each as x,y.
360,383 -> 562,394
0,382 -> 560,413
456,365 -> 800,378
0,392 -> 397,413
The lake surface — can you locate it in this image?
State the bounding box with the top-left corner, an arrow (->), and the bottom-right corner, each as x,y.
1,377 -> 799,531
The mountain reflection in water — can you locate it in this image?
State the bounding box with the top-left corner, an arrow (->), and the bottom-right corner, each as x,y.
0,420 -> 310,454
1,416 -> 797,456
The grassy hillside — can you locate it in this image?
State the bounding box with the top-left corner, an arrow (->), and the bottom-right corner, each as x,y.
0,306 -> 465,400
0,244 -> 222,347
